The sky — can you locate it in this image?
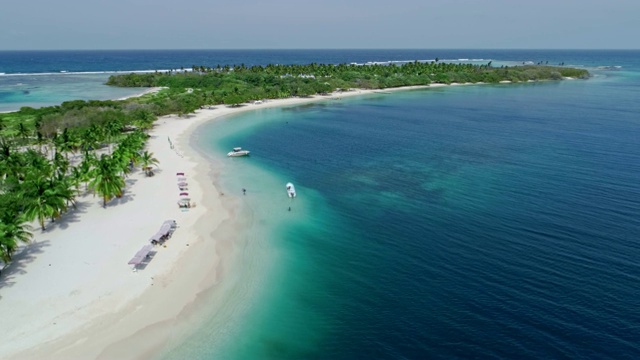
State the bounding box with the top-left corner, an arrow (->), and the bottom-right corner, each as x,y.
1,0 -> 638,50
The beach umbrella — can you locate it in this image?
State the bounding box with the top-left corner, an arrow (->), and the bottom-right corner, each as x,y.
180,192 -> 189,196
177,177 -> 187,181
176,172 -> 185,176
178,182 -> 188,186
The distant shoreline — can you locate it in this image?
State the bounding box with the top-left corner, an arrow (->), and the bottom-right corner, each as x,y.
116,86 -> 166,100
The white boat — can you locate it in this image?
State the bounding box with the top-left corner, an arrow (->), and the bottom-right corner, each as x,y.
227,147 -> 250,157
286,182 -> 296,198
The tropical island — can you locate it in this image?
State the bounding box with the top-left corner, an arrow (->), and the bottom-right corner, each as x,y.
0,60 -> 591,357
0,61 -> 589,264
107,61 -> 589,113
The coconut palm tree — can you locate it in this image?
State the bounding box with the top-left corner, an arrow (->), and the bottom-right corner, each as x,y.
21,175 -> 60,231
105,118 -> 123,152
80,124 -> 105,154
52,151 -> 70,177
0,213 -> 33,263
139,151 -> 159,177
78,153 -> 96,192
89,154 -> 125,208
17,122 -> 31,145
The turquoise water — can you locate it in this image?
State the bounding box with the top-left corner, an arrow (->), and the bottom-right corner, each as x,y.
163,108 -> 341,359
0,73 -> 149,111
165,55 -> 640,359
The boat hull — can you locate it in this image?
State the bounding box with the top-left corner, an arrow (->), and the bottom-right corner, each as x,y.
227,151 -> 250,157
286,182 -> 296,198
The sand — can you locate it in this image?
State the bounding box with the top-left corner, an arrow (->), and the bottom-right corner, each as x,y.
0,85 -> 442,359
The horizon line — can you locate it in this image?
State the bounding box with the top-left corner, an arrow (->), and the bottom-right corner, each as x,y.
1,48 -> 639,52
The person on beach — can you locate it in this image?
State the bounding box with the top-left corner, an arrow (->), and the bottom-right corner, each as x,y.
242,188 -> 246,195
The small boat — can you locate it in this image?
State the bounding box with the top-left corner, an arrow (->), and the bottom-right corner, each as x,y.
227,147 -> 250,157
286,182 -> 296,198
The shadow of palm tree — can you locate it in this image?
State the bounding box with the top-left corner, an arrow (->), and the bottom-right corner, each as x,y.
0,240 -> 51,294
125,178 -> 139,186
45,200 -> 90,231
108,192 -> 135,207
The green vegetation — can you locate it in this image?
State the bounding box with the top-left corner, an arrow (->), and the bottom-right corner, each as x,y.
0,60 -> 589,265
0,100 -> 156,264
107,62 -> 590,108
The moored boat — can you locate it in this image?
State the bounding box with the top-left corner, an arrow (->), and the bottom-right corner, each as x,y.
227,147 -> 250,157
286,182 -> 296,198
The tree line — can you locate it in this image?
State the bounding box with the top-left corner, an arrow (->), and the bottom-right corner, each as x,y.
107,61 -> 590,108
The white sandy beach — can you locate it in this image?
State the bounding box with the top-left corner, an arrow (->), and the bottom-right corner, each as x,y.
0,85 -> 441,359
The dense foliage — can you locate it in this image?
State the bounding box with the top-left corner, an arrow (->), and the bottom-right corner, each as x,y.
0,99 -> 158,264
107,61 -> 590,107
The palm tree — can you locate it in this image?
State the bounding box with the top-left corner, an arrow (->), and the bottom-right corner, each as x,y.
139,151 -> 159,177
105,118 -> 123,152
17,122 -> 31,145
115,130 -> 146,173
69,166 -> 84,194
0,213 -> 33,263
21,175 -> 59,231
24,149 -> 51,174
51,173 -> 77,214
79,152 -> 96,191
130,108 -> 156,130
80,124 -> 104,154
52,151 -> 70,177
89,154 -> 125,208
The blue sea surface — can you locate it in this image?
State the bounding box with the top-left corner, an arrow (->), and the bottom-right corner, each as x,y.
177,51 -> 640,359
2,50 -> 639,359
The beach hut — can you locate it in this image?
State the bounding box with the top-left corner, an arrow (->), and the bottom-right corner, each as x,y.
179,192 -> 189,196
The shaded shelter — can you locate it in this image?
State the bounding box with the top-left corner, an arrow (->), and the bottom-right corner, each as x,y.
149,220 -> 177,245
128,244 -> 154,270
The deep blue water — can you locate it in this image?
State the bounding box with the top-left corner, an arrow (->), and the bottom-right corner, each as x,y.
0,49 -> 634,74
2,50 -> 639,359
186,51 -> 640,359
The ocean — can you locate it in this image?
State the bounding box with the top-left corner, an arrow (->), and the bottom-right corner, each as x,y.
2,50 -> 639,359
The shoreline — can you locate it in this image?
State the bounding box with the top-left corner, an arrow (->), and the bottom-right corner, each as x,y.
0,84 -> 440,359
117,86 -> 166,101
